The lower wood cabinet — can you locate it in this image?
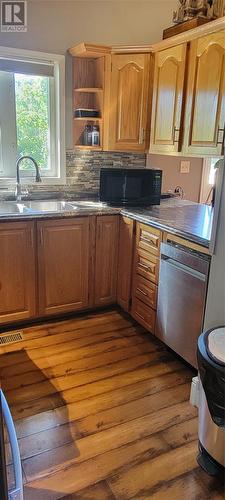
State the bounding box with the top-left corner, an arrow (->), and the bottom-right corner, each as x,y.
132,297 -> 156,333
117,216 -> 134,311
37,218 -> 90,316
134,274 -> 157,309
0,221 -> 36,324
95,215 -> 119,306
131,221 -> 162,334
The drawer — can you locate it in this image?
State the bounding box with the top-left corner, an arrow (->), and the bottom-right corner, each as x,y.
132,297 -> 156,333
134,275 -> 157,309
136,248 -> 159,284
137,223 -> 161,256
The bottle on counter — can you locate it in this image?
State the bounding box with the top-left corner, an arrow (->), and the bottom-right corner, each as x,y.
92,125 -> 100,146
83,125 -> 92,146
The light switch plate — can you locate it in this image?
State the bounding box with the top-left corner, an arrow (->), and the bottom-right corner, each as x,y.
180,161 -> 190,174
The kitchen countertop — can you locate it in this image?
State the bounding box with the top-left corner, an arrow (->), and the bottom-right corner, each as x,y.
0,198 -> 213,248
122,198 -> 213,248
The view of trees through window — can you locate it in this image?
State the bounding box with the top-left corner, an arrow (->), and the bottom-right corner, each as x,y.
15,74 -> 50,170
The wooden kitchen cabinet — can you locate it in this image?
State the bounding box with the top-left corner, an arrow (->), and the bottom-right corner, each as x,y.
183,31 -> 225,155
150,44 -> 187,153
109,53 -> 150,151
0,221 -> 36,324
131,222 -> 162,333
95,215 -> 119,306
117,216 -> 134,311
37,218 -> 90,316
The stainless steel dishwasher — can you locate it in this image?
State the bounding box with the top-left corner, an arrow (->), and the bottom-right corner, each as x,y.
155,242 -> 210,368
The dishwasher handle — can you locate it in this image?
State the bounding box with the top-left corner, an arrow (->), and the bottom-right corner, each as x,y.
161,254 -> 207,281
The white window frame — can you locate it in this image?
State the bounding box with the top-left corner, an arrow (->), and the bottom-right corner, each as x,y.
0,46 -> 65,185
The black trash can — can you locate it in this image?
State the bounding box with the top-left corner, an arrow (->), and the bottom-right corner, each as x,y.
197,326 -> 225,477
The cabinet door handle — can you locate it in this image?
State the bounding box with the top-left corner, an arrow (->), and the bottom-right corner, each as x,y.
137,287 -> 148,296
173,126 -> 180,144
39,228 -> 44,246
216,126 -> 225,145
30,227 -> 34,248
140,128 -> 145,144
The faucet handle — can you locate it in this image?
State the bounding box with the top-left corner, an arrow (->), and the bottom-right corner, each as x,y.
15,184 -> 29,201
22,187 -> 29,198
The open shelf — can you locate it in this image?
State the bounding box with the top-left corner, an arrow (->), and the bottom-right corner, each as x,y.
74,117 -> 102,122
71,47 -> 108,150
74,87 -> 103,93
75,145 -> 103,151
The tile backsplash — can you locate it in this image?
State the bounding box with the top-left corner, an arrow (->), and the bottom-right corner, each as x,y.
66,150 -> 147,193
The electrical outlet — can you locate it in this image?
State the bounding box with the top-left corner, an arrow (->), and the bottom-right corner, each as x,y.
180,161 -> 190,174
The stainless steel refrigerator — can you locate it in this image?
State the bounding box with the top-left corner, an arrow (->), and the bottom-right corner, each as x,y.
204,158 -> 225,329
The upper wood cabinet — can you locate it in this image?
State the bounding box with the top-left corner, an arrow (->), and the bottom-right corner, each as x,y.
150,44 -> 187,153
109,54 -> 150,151
183,31 -> 225,156
95,215 -> 119,306
117,216 -> 134,311
0,221 -> 36,324
37,218 -> 90,316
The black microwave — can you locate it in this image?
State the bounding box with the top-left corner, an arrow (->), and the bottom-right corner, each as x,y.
100,168 -> 162,206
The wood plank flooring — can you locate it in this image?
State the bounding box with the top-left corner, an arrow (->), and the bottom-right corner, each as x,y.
0,309 -> 224,499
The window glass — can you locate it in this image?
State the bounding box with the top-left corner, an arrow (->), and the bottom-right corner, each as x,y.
15,74 -> 51,172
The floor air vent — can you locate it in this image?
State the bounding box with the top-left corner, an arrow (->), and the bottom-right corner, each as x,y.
0,331 -> 24,345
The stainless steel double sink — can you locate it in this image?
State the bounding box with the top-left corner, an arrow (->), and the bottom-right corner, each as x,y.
0,200 -> 105,216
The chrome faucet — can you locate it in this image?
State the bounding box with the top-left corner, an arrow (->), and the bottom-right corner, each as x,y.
15,155 -> 41,201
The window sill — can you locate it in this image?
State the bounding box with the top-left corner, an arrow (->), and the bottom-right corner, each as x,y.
0,176 -> 66,187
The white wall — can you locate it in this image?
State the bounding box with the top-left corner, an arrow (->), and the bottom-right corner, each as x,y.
0,0 -> 177,147
0,1 -> 177,53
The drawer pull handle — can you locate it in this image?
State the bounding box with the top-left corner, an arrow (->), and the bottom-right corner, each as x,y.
139,262 -> 152,272
136,312 -> 145,321
141,236 -> 157,245
137,287 -> 148,296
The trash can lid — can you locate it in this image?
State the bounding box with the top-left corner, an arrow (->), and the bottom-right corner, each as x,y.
206,327 -> 225,366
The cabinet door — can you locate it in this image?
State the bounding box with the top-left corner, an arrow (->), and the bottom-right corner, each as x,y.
0,221 -> 36,324
38,218 -> 90,316
95,216 -> 119,306
117,217 -> 134,311
109,54 -> 150,151
150,44 -> 187,153
183,32 -> 225,155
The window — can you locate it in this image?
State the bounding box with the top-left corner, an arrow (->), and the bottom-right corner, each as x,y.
0,47 -> 65,183
200,157 -> 221,204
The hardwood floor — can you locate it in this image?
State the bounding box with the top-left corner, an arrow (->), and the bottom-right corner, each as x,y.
0,309 -> 224,499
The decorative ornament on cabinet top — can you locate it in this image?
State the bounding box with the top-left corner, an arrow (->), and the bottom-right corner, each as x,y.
173,0 -> 225,24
